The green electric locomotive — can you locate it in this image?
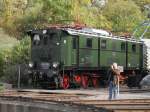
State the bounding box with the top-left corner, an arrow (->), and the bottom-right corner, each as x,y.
27,26 -> 148,89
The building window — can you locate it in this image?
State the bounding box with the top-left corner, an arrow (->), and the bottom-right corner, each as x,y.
86,38 -> 92,48
72,37 -> 77,49
101,40 -> 107,49
132,44 -> 136,52
121,42 -> 126,51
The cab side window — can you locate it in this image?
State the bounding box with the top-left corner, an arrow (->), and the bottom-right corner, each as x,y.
86,38 -> 92,48
132,44 -> 136,52
121,42 -> 126,51
101,40 -> 107,49
72,37 -> 77,49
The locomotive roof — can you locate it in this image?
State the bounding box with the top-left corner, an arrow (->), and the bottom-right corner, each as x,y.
27,27 -> 143,44
64,28 -> 143,44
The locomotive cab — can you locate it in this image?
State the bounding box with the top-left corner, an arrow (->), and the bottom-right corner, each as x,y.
27,29 -> 65,88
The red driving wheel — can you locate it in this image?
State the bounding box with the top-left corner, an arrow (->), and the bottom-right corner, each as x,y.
62,75 -> 70,89
74,75 -> 81,84
92,76 -> 99,88
81,75 -> 89,89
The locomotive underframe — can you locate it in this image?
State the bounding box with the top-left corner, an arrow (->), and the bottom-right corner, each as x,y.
28,67 -> 146,89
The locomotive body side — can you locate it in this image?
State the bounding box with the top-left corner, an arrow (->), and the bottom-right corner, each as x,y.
27,28 -> 146,89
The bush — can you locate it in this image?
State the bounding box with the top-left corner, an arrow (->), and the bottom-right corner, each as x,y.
0,37 -> 31,87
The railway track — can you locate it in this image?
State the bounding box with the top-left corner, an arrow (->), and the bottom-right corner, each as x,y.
0,89 -> 149,112
120,88 -> 150,93
73,99 -> 150,112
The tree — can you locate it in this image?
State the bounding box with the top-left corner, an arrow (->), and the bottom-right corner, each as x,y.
0,0 -> 28,37
132,0 -> 150,11
0,0 -> 73,37
103,0 -> 143,35
0,53 -> 4,77
0,37 -> 31,84
11,37 -> 30,64
70,0 -> 111,29
0,0 -> 147,38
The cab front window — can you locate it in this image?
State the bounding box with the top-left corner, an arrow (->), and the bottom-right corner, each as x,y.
33,34 -> 41,45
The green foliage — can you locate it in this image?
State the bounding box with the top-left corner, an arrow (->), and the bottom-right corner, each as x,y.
0,0 -> 28,37
1,64 -> 18,84
132,0 -> 150,11
11,37 -> 31,64
0,37 -> 30,84
71,0 -> 111,29
0,53 -> 4,77
0,28 -> 18,50
0,0 -> 149,37
0,0 -> 73,37
103,0 -> 143,34
133,24 -> 150,38
42,0 -> 72,23
0,48 -> 12,81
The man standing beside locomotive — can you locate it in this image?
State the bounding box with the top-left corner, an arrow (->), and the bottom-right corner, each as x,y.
108,63 -> 120,100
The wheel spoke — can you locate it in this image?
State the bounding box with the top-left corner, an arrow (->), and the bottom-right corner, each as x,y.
92,77 -> 99,88
62,75 -> 70,89
74,75 -> 81,84
81,75 -> 89,89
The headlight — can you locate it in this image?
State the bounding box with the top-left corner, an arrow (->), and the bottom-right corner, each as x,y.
29,62 -> 34,68
52,62 -> 59,68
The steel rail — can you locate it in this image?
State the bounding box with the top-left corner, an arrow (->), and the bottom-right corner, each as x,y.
0,90 -> 150,112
